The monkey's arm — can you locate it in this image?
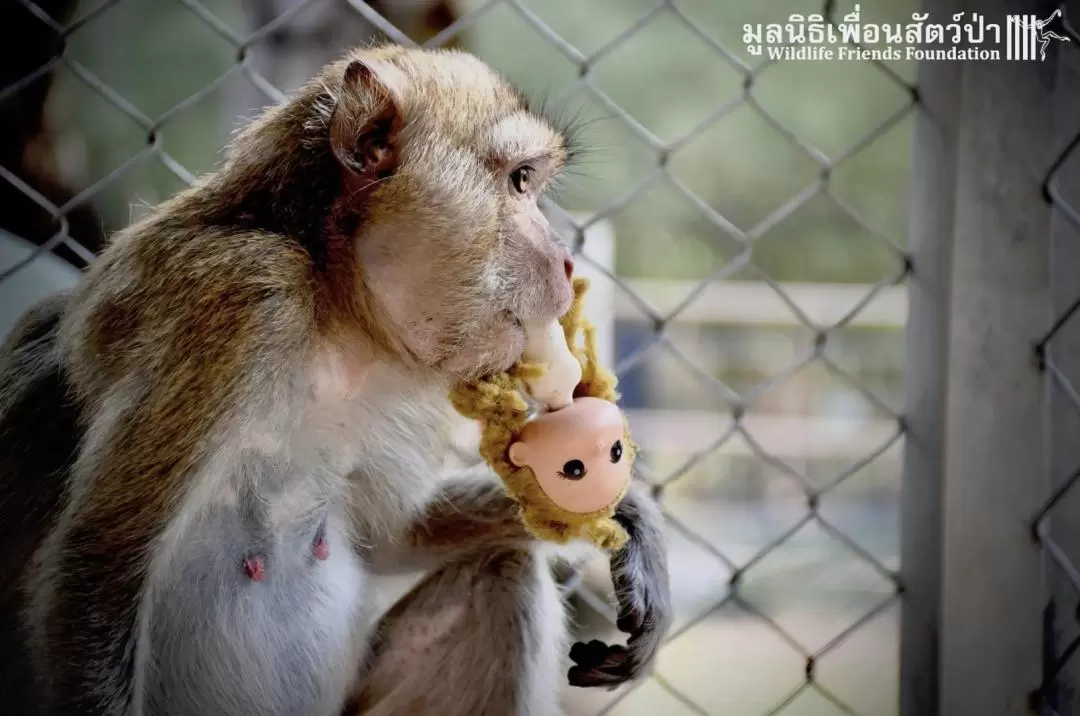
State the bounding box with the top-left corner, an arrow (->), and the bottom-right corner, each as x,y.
368,474 -> 672,687
364,472 -> 534,574
568,481 -> 672,688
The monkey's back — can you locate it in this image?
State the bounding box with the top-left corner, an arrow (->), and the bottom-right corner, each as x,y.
0,293 -> 81,714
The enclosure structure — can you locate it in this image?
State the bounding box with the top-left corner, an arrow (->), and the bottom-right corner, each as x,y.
1,0 -> 1079,714
917,1 -> 1080,715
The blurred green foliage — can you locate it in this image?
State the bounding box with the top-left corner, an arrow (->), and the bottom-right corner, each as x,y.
55,0 -> 915,285
461,0 -> 916,283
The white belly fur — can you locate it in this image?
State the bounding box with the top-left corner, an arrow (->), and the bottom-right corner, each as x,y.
139,357 -> 453,715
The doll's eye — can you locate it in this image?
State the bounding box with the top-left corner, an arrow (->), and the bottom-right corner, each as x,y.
610,440 -> 623,464
559,459 -> 587,480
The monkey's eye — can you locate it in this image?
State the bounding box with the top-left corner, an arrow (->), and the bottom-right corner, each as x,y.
558,459 -> 586,481
510,165 -> 533,195
610,440 -> 623,464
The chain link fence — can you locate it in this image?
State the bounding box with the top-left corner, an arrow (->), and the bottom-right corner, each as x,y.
0,0 -> 922,714
903,2 -> 1080,716
1034,7 -> 1080,715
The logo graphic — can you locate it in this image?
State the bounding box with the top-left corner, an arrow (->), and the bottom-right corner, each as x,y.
742,5 -> 1072,63
1007,9 -> 1070,60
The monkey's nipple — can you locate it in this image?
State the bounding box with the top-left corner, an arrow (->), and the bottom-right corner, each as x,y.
313,534 -> 330,561
242,555 -> 266,582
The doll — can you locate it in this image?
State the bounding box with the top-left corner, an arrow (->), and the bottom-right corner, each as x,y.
449,277 -> 635,551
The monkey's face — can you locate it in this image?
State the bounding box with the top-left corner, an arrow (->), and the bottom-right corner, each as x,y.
327,48 -> 578,378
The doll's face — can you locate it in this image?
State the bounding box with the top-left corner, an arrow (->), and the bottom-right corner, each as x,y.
508,397 -> 633,514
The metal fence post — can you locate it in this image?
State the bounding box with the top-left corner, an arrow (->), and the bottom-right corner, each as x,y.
936,2 -> 1058,713
900,3 -> 962,713
1042,33 -> 1080,715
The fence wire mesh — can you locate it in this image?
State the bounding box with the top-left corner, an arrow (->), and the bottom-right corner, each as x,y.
0,0 -> 915,714
1034,9 -> 1080,715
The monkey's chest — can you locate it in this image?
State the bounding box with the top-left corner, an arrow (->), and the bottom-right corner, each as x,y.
144,496 -> 371,716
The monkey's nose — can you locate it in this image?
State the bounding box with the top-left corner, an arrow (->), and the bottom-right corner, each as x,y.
563,257 -> 575,280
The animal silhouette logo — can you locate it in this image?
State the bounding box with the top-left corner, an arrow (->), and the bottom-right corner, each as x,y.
1008,8 -> 1071,61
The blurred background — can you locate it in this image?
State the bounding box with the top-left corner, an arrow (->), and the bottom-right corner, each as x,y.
1,0 -> 920,714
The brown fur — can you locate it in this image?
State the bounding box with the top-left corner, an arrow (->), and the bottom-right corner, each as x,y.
0,44 -> 669,716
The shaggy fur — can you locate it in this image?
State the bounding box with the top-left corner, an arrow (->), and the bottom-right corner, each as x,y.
0,44 -> 671,716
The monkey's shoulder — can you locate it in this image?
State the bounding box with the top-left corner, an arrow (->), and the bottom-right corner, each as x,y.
61,222 -> 318,400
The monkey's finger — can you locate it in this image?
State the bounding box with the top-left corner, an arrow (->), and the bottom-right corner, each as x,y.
569,658 -> 632,689
568,665 -> 607,688
567,668 -> 614,689
568,652 -> 643,690
569,639 -> 612,667
568,641 -> 591,664
568,640 -> 642,690
595,653 -> 648,682
568,663 -> 630,689
569,645 -> 631,674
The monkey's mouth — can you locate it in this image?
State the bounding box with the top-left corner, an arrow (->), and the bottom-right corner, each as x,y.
493,310 -> 527,371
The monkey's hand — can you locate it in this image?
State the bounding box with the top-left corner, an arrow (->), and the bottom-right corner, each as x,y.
568,484 -> 672,689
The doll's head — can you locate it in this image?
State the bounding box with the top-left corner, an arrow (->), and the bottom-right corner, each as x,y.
507,397 -> 633,514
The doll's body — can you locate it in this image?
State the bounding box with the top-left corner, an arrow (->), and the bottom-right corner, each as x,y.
520,319 -> 582,410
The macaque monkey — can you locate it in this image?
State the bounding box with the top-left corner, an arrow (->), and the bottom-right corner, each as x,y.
0,45 -> 671,716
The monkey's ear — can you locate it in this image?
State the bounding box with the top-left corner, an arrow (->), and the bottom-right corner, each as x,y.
329,59 -> 401,186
